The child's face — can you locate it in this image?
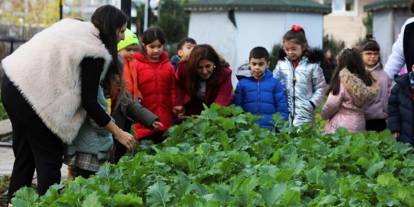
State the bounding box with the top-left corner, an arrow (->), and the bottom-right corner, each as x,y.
119,44 -> 140,61
362,50 -> 379,67
143,40 -> 164,61
249,57 -> 268,80
197,59 -> 215,80
178,42 -> 196,60
325,50 -> 332,59
283,40 -> 304,61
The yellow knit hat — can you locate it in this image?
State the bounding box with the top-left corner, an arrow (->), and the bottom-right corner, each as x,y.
117,29 -> 139,51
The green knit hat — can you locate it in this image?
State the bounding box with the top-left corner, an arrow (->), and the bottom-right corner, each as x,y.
117,29 -> 139,51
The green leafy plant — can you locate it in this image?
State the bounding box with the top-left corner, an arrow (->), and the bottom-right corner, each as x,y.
12,104 -> 414,206
0,99 -> 8,120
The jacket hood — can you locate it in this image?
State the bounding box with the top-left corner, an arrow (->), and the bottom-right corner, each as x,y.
248,69 -> 273,81
366,63 -> 382,72
236,63 -> 251,79
340,68 -> 379,107
133,51 -> 169,64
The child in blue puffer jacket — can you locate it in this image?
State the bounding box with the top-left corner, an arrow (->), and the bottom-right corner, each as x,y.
234,47 -> 289,129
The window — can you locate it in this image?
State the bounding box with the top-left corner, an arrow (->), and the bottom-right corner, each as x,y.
330,0 -> 357,15
332,0 -> 345,12
345,0 -> 355,11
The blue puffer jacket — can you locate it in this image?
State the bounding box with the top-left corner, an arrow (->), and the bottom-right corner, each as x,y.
388,73 -> 414,146
234,69 -> 289,128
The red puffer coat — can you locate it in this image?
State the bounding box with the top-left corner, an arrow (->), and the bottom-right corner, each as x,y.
131,52 -> 176,140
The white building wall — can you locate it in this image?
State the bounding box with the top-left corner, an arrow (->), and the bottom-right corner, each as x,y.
372,8 -> 412,67
234,12 -> 285,67
285,12 -> 324,48
373,11 -> 393,65
188,12 -> 238,84
188,11 -> 324,86
394,9 -> 413,39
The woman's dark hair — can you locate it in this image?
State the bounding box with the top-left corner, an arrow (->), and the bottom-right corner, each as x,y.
328,48 -> 374,95
358,35 -> 380,52
410,0 -> 414,13
186,44 -> 225,102
91,5 -> 128,93
141,27 -> 166,46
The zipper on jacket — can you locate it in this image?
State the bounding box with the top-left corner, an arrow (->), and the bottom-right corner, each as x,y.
291,65 -> 296,124
257,79 -> 260,115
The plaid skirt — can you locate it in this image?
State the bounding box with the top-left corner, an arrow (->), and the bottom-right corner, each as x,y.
64,151 -> 111,172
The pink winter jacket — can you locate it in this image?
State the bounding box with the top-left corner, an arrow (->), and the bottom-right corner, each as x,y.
364,63 -> 391,120
321,68 -> 379,133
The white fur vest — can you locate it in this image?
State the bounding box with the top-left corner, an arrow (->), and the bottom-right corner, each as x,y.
1,18 -> 112,144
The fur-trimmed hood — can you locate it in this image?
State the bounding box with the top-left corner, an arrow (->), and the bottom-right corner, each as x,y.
340,68 -> 379,107
2,18 -> 112,144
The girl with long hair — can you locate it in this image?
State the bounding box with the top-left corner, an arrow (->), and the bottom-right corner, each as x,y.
321,48 -> 379,133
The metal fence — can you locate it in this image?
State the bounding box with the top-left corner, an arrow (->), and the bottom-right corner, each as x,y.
0,24 -> 44,59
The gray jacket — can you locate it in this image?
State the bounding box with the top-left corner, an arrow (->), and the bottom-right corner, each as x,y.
273,57 -> 326,126
112,90 -> 159,131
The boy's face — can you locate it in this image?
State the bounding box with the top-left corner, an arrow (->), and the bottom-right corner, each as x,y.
249,57 -> 269,80
178,42 -> 196,60
362,50 -> 379,68
119,44 -> 140,61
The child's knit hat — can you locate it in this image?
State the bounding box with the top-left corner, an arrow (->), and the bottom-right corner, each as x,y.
117,29 -> 139,51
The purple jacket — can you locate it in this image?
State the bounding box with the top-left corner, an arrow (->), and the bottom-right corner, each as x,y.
364,64 -> 391,120
321,68 -> 379,133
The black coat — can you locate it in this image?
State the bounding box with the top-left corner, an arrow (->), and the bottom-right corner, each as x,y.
388,74 -> 414,146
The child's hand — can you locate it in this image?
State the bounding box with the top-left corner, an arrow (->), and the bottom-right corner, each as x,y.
173,106 -> 185,118
152,121 -> 164,129
393,132 -> 400,139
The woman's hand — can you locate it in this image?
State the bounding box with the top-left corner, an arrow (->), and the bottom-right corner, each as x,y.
393,132 -> 400,139
105,121 -> 136,150
114,130 -> 136,150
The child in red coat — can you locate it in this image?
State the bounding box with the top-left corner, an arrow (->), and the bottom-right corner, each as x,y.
132,27 -> 179,143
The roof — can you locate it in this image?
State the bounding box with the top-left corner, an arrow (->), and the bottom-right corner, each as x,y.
364,0 -> 409,12
186,0 -> 331,14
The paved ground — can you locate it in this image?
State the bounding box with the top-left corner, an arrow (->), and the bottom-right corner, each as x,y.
0,147 -> 68,178
0,118 -> 68,179
0,147 -> 13,176
0,120 -> 11,139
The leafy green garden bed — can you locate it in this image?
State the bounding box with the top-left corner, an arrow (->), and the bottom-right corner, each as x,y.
0,99 -> 7,120
11,105 -> 414,206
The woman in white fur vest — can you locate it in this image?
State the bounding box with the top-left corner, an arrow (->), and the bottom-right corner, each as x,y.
1,5 -> 136,202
